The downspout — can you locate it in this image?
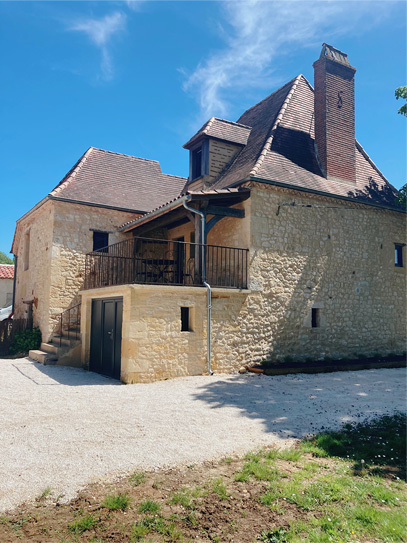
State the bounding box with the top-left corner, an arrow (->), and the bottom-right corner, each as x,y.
11,255 -> 17,314
182,197 -> 213,375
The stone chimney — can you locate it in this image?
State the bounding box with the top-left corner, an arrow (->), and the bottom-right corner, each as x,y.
313,44 -> 357,183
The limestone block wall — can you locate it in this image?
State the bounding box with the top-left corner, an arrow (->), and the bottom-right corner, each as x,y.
49,201 -> 139,339
244,183 -> 406,361
13,201 -> 54,337
0,278 -> 13,308
80,184 -> 405,385
80,283 -> 249,383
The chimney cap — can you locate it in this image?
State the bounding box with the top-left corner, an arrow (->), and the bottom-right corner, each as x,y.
320,43 -> 351,66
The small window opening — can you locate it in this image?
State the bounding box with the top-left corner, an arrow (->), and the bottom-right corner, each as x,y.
395,244 -> 403,267
181,307 -> 191,332
311,308 -> 320,328
191,147 -> 202,180
93,231 -> 109,252
24,231 -> 30,271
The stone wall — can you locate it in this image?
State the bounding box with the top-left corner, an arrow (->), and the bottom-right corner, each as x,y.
246,183 -> 406,361
48,201 -> 139,339
81,183 -> 405,383
13,200 -> 54,336
13,200 -> 140,341
80,283 -> 248,383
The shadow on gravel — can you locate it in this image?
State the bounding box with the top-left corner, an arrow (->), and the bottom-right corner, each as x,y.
14,359 -> 122,387
192,371 -> 403,438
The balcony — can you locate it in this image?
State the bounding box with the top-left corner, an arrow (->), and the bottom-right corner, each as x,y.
84,237 -> 248,290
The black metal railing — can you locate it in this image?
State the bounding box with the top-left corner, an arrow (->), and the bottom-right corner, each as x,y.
59,303 -> 81,347
84,237 -> 248,290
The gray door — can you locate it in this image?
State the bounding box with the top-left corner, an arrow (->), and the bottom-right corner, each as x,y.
90,298 -> 123,380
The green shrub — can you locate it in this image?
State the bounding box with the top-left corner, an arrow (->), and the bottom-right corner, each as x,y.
10,327 -> 42,355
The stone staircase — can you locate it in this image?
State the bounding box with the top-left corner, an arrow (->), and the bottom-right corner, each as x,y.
29,304 -> 82,367
29,334 -> 82,367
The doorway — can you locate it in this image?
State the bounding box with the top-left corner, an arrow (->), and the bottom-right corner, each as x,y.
90,298 -> 123,380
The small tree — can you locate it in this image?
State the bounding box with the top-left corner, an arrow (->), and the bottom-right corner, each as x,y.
395,86 -> 407,117
395,184 -> 406,208
0,251 -> 13,265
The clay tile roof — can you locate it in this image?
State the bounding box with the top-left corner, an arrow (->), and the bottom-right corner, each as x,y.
183,117 -> 252,149
0,265 -> 14,279
49,148 -> 186,213
209,75 -> 400,209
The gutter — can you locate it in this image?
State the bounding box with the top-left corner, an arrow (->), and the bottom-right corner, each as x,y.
182,197 -> 213,375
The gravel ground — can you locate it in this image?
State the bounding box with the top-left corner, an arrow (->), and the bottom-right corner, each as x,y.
0,357 -> 405,513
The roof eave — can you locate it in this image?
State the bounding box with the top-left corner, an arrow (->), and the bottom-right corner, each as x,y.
248,176 -> 406,213
119,196 -> 189,232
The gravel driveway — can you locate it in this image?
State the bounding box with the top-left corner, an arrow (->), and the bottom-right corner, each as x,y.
0,357 -> 405,512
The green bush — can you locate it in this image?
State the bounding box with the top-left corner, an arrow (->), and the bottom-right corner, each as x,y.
10,327 -> 42,355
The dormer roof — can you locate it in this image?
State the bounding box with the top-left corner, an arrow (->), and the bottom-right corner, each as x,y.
183,117 -> 251,149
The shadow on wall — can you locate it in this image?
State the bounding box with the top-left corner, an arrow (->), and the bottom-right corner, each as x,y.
192,371 -> 402,438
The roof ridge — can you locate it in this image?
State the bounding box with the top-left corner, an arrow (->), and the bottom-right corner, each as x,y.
50,147 -> 94,197
249,74 -> 302,177
202,117 -> 216,136
212,118 -> 252,129
162,173 -> 188,180
91,147 -> 161,164
237,77 -> 297,120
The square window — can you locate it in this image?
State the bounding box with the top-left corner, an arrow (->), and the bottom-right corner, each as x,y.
395,244 -> 403,267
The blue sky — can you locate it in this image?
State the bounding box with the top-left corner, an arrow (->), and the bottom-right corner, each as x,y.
1,0 -> 405,255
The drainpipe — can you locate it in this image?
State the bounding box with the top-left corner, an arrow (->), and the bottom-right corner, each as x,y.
11,255 -> 17,314
182,197 -> 213,375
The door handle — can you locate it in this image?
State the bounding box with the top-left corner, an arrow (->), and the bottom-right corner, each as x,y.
107,329 -> 113,340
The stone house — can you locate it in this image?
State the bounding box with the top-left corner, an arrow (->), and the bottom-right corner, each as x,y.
0,265 -> 14,308
13,44 -> 406,381
11,150 -> 186,341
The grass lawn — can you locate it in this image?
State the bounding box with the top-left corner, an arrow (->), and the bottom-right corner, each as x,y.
0,413 -> 405,542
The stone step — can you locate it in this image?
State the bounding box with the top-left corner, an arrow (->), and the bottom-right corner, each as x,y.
29,349 -> 58,365
41,342 -> 58,355
50,336 -> 74,347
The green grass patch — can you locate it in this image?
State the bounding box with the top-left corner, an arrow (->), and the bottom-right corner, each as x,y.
300,412 -> 406,479
68,514 -> 98,534
211,477 -> 229,500
138,499 -> 160,514
102,493 -> 130,511
129,471 -> 145,487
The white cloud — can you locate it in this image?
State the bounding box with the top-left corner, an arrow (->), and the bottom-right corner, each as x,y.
69,12 -> 126,80
183,0 -> 393,118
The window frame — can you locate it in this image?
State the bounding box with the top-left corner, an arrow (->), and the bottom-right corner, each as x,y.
189,140 -> 209,181
93,231 -> 109,253
395,244 -> 404,268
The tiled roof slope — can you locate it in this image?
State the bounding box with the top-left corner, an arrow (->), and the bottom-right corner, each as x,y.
50,148 -> 186,213
0,265 -> 14,279
184,118 -> 251,148
210,75 -> 400,208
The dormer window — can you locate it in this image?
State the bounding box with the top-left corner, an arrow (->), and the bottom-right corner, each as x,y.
192,146 -> 202,179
